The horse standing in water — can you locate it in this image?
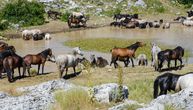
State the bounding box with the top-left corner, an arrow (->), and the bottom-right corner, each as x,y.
157,46 -> 184,71
110,42 -> 145,68
55,47 -> 83,78
23,48 -> 55,76
151,43 -> 161,70
153,72 -> 193,98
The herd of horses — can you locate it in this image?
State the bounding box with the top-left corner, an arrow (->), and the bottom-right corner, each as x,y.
2,10 -> 193,100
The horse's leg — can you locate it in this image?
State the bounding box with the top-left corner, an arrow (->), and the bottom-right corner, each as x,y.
73,66 -> 76,75
167,60 -> 170,68
175,59 -> 177,67
65,68 -> 68,76
18,67 -> 20,77
178,58 -> 183,69
42,63 -> 45,74
37,64 -> 40,75
131,58 -> 135,67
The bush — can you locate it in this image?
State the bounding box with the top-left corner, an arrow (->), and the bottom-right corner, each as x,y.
0,0 -> 45,28
60,11 -> 70,22
0,20 -> 9,30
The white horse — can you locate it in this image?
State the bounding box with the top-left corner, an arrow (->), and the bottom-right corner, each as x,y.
162,22 -> 170,29
55,47 -> 83,78
137,54 -> 148,66
151,43 -> 161,70
175,73 -> 193,92
45,33 -> 51,40
182,20 -> 193,26
22,29 -> 41,40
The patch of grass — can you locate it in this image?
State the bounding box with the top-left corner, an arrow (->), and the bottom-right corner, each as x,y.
64,38 -> 186,60
165,104 -> 176,110
53,88 -> 109,110
126,104 -> 142,110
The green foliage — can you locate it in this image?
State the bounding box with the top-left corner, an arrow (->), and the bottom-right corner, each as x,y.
144,0 -> 166,13
0,20 -> 9,30
102,8 -> 121,17
0,0 -> 45,28
177,0 -> 193,8
116,66 -> 124,102
60,11 -> 70,22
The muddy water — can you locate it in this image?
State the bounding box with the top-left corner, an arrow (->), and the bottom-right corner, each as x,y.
6,23 -> 193,73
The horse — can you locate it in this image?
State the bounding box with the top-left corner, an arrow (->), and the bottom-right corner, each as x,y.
55,47 -> 83,78
32,33 -> 45,41
3,53 -> 25,82
96,57 -> 109,68
157,46 -> 184,71
22,29 -> 41,40
47,10 -> 62,20
182,20 -> 193,26
187,10 -> 193,17
137,54 -> 148,66
68,12 -> 87,28
90,54 -> 97,67
110,42 -> 145,68
23,48 -> 54,76
0,47 -> 16,78
113,14 -> 138,21
151,43 -> 161,70
162,22 -> 170,29
45,33 -> 51,40
153,72 -> 193,98
173,16 -> 186,22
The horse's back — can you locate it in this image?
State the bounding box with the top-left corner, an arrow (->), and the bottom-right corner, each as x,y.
177,73 -> 193,91
56,54 -> 75,67
111,48 -> 132,57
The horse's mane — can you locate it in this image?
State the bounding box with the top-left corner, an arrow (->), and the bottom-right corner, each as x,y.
127,42 -> 139,49
39,48 -> 51,58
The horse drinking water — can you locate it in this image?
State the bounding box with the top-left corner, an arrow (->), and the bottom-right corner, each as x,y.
55,47 -> 83,78
110,42 -> 145,68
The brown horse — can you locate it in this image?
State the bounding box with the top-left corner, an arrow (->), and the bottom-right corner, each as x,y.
3,53 -> 25,82
0,46 -> 16,78
23,48 -> 54,76
0,41 -> 9,52
110,42 -> 145,68
67,14 -> 87,28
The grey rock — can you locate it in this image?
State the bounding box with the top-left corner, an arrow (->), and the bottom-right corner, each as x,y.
92,83 -> 129,103
138,87 -> 193,110
134,0 -> 147,8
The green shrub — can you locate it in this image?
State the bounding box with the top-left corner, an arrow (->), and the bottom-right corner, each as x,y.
60,11 -> 70,22
0,0 -> 45,27
0,20 -> 9,30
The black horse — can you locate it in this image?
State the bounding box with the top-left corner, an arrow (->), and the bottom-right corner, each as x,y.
153,72 -> 182,98
157,46 -> 184,71
47,10 -> 62,20
33,33 -> 45,41
96,57 -> 109,68
187,10 -> 193,17
113,14 -> 138,21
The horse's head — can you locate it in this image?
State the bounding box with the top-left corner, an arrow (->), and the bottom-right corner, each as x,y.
73,47 -> 83,56
7,46 -> 16,53
136,42 -> 146,47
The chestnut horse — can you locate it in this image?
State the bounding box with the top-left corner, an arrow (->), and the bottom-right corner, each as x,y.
23,48 -> 55,76
3,53 -> 25,82
110,42 -> 145,68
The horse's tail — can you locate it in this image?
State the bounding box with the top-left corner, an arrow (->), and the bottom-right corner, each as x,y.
153,77 -> 159,98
